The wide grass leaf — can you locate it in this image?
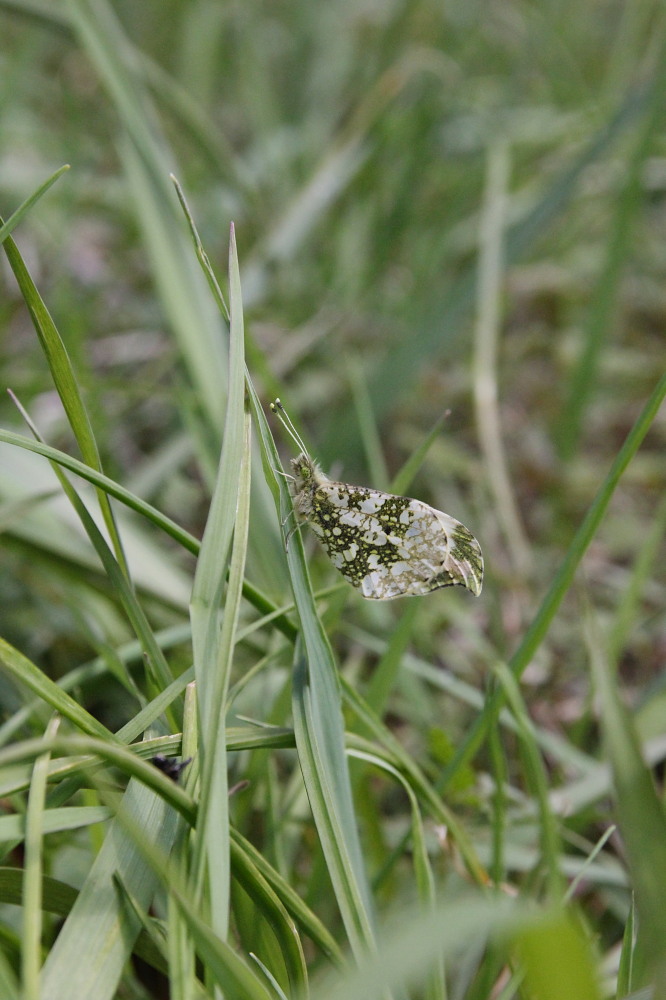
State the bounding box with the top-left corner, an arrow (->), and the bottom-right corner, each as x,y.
40,778 -> 180,1000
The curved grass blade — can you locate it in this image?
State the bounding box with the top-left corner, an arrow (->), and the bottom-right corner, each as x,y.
0,806 -> 112,841
315,895 -> 518,1000
40,777 -> 181,1000
342,679 -> 487,887
1,231 -> 128,575
321,83 -> 653,461
9,403 -> 176,696
0,637 -> 114,741
558,37 -> 666,459
349,748 -> 446,1000
439,370 -> 666,790
0,429 -> 296,639
587,611 -> 666,992
189,225 -> 248,939
0,736 -> 196,824
0,166 -> 69,245
21,717 -> 58,1000
229,832 -> 308,997
66,0 -> 227,433
245,379 -> 378,960
229,827 -> 345,968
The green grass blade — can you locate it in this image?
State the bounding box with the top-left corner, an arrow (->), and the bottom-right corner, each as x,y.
488,713 -> 509,892
0,428 -> 296,638
190,224 -> 247,937
40,778 -> 181,1000
617,896 -> 636,998
0,872 -> 170,987
66,0 -> 227,432
389,411 -> 450,497
0,427 -> 198,551
321,84 -> 651,462
342,678 -> 486,887
586,612 -> 666,992
352,624 -> 597,773
229,827 -> 345,968
190,223 -> 246,734
493,663 -> 563,903
11,408 -> 176,695
1,232 -> 128,573
21,718 -> 57,1000
245,379 -> 377,959
168,888 -> 275,1000
198,412 -> 252,936
349,748 -> 447,1000
516,909 -> 602,1000
558,42 -> 666,459
115,670 -> 193,745
229,832 -> 308,997
292,645 -> 377,957
0,736 -> 196,824
348,362 -> 389,491
120,137 -> 228,434
0,166 -> 69,244
0,869 -> 78,919
0,637 -> 113,740
440,370 -> 666,789
608,491 -> 666,663
166,683 -> 197,1000
76,769 -> 275,1000
473,141 -> 531,577
0,953 -> 19,1000
0,806 -> 112,841
171,175 -> 229,320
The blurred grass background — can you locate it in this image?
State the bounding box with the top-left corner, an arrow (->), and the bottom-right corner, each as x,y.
1,1 -> 666,998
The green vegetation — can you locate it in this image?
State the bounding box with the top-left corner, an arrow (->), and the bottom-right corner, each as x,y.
1,2 -> 665,998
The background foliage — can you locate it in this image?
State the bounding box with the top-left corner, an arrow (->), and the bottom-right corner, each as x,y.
1,1 -> 665,998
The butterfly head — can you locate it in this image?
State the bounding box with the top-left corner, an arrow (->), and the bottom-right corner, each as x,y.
290,453 -> 325,491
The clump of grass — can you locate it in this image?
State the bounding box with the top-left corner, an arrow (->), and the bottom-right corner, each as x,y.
1,4 -> 666,1000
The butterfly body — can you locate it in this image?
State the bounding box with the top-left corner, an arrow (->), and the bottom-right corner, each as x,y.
289,452 -> 483,600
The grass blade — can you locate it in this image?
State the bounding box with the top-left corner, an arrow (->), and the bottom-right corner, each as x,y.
0,637 -> 113,741
245,379 -> 377,959
0,166 -> 69,244
587,611 -> 666,992
67,0 -> 227,432
229,827 -> 345,968
342,678 -> 487,887
190,224 -> 247,937
21,717 -> 58,1000
292,644 -> 377,957
440,370 -> 666,789
473,141 -> 531,577
321,83 -> 652,462
1,232 -> 128,572
0,428 -> 296,638
557,38 -> 666,458
516,909 -> 602,1000
40,778 -> 180,1000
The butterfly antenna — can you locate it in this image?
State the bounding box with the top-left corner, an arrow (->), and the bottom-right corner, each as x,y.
270,398 -> 310,455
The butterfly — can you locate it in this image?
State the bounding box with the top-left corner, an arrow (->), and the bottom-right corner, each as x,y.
271,400 -> 483,600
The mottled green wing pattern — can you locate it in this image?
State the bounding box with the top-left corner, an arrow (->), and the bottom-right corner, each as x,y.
289,454 -> 483,600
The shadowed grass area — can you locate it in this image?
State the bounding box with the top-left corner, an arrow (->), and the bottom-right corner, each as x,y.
1,2 -> 665,998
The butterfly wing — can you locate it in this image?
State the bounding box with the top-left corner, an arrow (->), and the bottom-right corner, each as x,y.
306,481 -> 483,600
